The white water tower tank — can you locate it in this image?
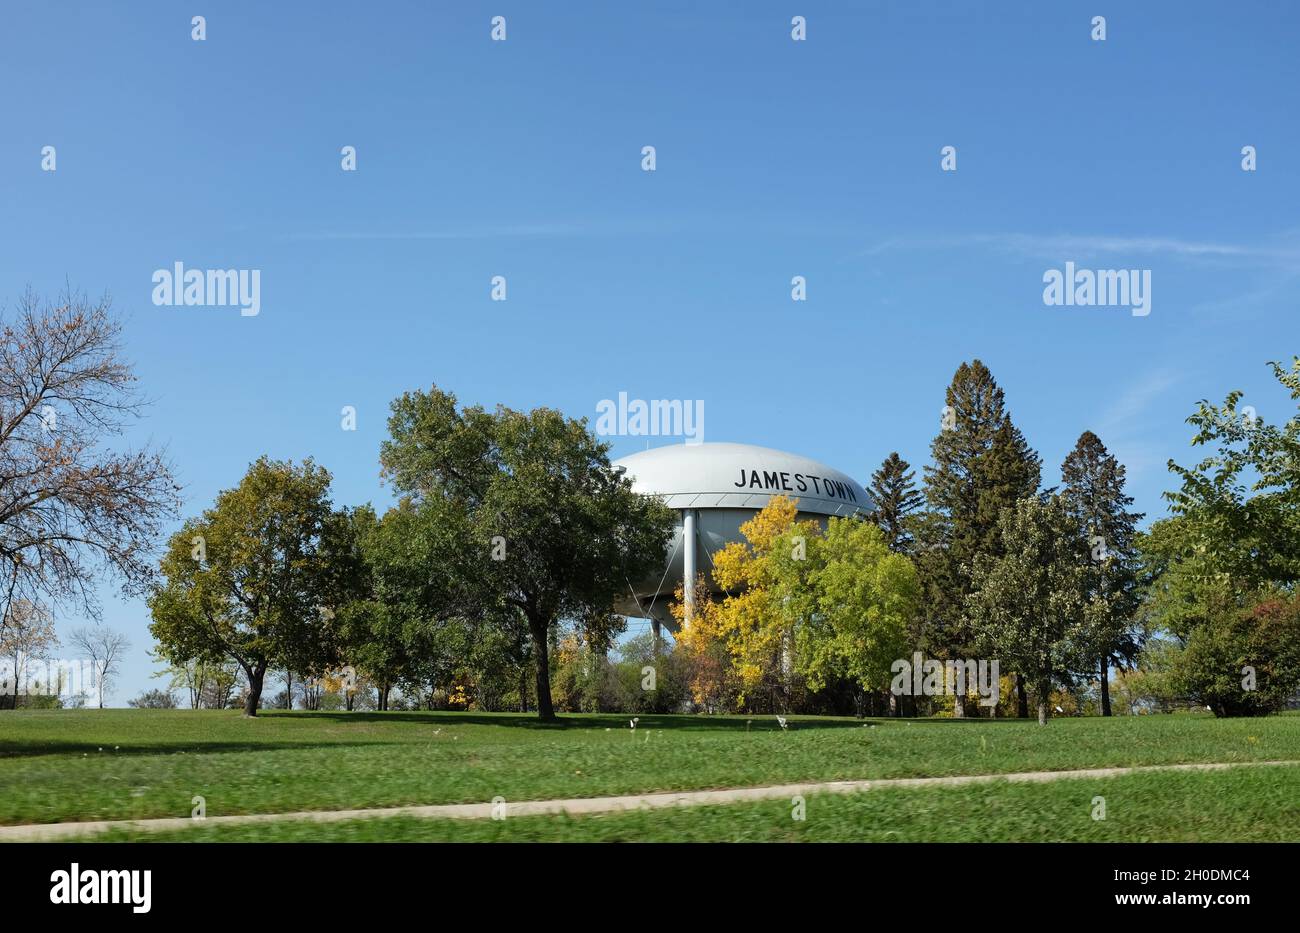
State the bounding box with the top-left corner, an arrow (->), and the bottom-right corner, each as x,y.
612,442 -> 874,632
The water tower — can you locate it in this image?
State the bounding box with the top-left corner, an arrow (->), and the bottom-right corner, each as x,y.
612,442 -> 874,638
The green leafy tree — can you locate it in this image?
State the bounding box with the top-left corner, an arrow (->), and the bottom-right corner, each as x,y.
1138,358 -> 1300,717
1165,357 -> 1300,589
967,495 -> 1092,725
1170,595 -> 1300,716
918,360 -> 1041,716
614,631 -> 691,714
789,517 -> 917,712
148,457 -> 344,716
332,504 -> 463,711
1135,516 -> 1241,642
865,452 -> 924,554
1110,637 -> 1184,715
379,386 -> 676,721
1060,431 -> 1143,715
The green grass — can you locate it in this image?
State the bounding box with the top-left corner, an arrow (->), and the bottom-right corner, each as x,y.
2,709 -> 1298,834
84,762 -> 1300,842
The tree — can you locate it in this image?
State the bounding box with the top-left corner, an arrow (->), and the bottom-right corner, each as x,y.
1170,594 -> 1300,716
793,514 -> 918,713
379,386 -> 676,720
333,503 -> 474,711
199,663 -> 242,709
865,452 -> 924,554
1136,357 -> 1300,716
154,652 -> 235,709
0,287 -> 180,643
128,688 -> 177,709
967,496 -> 1093,725
671,577 -> 743,713
1060,431 -> 1143,715
1135,516 -> 1237,643
148,457 -> 344,716
673,496 -> 821,711
673,496 -> 918,715
68,625 -> 131,709
0,600 -> 58,707
918,360 -> 1041,716
1165,357 -> 1300,590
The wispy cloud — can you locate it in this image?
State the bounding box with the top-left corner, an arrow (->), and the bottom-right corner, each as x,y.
864,232 -> 1300,270
1088,367 -> 1185,487
279,223 -> 587,241
1096,368 -> 1183,438
281,214 -> 866,244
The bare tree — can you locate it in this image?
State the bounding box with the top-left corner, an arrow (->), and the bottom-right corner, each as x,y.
68,625 -> 131,708
198,662 -> 241,709
0,287 -> 181,643
0,600 -> 58,707
279,669 -> 295,709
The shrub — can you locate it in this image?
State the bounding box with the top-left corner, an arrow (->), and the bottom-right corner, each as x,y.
128,688 -> 178,709
1170,595 -> 1300,716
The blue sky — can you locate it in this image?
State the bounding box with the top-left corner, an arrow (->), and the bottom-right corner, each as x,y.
2,1 -> 1297,703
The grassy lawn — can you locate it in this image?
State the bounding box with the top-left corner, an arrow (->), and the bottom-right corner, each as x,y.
2,709 -> 1298,834
84,761 -> 1300,842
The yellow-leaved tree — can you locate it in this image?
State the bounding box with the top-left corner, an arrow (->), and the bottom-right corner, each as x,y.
674,496 -> 818,711
673,495 -> 919,715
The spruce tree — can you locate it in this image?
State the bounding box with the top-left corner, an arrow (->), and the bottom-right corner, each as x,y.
867,452 -> 924,554
1060,430 -> 1143,716
918,360 -> 1041,716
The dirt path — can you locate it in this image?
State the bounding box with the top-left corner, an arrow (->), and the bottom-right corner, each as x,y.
3,758 -> 1295,841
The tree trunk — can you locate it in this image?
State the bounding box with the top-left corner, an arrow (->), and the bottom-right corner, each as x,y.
1037,679 -> 1050,726
1099,657 -> 1112,716
518,668 -> 529,713
529,616 -> 555,721
243,665 -> 266,717
1016,675 -> 1029,718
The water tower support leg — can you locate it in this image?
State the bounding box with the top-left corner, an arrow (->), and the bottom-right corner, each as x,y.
683,508 -> 697,623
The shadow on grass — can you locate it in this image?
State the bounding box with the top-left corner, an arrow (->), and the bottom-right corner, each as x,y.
267,710 -> 940,731
0,710 -> 1031,758
0,739 -> 413,760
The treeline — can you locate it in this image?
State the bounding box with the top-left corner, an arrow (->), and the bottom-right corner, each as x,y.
147,360 -> 1300,722
148,388 -> 675,719
671,358 -> 1300,722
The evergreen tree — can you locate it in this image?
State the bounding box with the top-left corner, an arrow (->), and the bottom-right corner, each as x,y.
866,452 -> 925,553
918,360 -> 1041,716
1061,431 -> 1143,715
